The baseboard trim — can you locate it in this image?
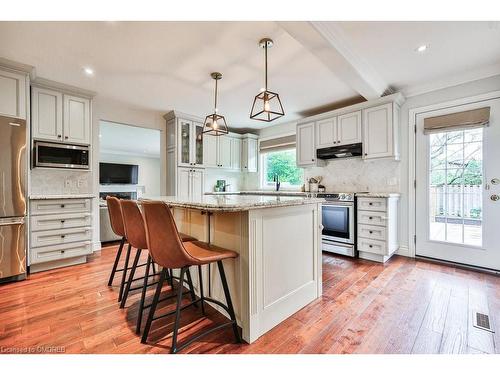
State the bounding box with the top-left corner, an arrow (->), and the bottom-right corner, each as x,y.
92,241 -> 102,252
396,245 -> 411,258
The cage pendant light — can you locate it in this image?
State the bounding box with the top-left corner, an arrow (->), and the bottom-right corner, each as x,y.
250,38 -> 284,122
203,72 -> 229,136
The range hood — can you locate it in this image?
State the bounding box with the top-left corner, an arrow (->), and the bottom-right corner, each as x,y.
316,142 -> 363,160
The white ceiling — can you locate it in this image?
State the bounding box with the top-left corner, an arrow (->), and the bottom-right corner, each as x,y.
0,21 -> 499,129
99,120 -> 160,157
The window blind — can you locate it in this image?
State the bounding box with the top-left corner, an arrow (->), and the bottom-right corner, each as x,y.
259,134 -> 296,153
423,107 -> 490,134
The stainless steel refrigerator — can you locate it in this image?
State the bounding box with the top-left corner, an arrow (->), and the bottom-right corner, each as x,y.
0,115 -> 27,283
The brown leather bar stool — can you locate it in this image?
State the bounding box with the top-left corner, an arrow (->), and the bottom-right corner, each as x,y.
119,200 -> 197,334
106,196 -> 131,301
141,201 -> 241,353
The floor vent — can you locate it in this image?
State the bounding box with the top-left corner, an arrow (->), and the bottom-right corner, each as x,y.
473,312 -> 494,333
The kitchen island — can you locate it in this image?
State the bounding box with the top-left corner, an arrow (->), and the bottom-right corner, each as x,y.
141,195 -> 323,343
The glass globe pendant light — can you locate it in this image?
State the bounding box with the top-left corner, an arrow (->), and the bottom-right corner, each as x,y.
250,38 -> 285,122
203,72 -> 228,136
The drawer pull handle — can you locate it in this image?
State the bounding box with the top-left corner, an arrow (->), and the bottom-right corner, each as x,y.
61,204 -> 65,208
369,245 -> 373,248
369,217 -> 373,220
369,202 -> 373,205
369,231 -> 373,234
61,220 -> 65,223
61,250 -> 65,254
61,235 -> 66,238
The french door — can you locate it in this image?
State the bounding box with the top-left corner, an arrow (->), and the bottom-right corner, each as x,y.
415,97 -> 500,270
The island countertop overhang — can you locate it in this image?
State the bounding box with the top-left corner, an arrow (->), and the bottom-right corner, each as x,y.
139,195 -> 324,212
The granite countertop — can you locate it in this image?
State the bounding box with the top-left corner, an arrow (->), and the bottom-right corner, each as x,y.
140,195 -> 324,212
30,194 -> 96,200
205,190 -> 311,197
355,193 -> 401,198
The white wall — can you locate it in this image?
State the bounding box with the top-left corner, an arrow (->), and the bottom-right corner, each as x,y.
99,152 -> 161,196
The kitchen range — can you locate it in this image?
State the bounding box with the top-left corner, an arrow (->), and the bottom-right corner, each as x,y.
318,192 -> 357,257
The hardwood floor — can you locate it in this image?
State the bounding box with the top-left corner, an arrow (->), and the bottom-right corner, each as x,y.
1,244 -> 499,354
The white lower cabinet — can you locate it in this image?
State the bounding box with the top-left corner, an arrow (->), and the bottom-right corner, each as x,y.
357,196 -> 399,263
177,168 -> 205,200
29,198 -> 93,271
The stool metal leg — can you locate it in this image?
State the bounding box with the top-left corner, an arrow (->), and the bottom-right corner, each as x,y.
197,265 -> 206,316
108,237 -> 125,286
185,267 -> 197,305
171,267 -> 187,354
118,244 -> 132,302
141,268 -> 167,344
217,260 -> 241,343
136,254 -> 152,334
120,248 -> 142,308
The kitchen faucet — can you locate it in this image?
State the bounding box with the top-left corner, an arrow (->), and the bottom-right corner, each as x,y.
273,174 -> 280,191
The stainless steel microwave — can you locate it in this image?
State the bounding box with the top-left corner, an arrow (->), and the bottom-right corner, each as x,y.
34,141 -> 90,169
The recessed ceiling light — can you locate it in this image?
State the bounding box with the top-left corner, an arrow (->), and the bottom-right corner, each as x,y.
83,67 -> 94,76
415,44 -> 428,53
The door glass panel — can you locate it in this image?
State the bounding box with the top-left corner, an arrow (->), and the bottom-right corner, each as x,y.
428,128 -> 483,246
195,124 -> 203,165
180,122 -> 190,164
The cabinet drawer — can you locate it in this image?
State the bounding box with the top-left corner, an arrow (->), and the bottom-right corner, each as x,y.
357,237 -> 388,255
30,212 -> 92,232
358,224 -> 387,241
357,197 -> 387,212
30,241 -> 92,264
31,227 -> 92,248
357,210 -> 387,226
30,199 -> 92,215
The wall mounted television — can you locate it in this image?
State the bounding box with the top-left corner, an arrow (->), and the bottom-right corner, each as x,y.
99,163 -> 138,184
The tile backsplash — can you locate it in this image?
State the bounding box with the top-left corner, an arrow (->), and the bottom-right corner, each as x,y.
305,158 -> 400,193
30,168 -> 93,196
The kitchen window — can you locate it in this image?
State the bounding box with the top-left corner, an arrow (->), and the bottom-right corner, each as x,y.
260,148 -> 304,189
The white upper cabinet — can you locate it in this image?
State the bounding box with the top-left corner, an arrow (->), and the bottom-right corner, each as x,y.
202,133 -> 218,168
296,122 -> 316,167
0,69 -> 27,119
242,136 -> 258,172
202,133 -> 241,169
63,95 -> 90,144
362,103 -> 398,160
31,84 -> 92,145
337,110 -> 362,146
32,87 -> 63,142
178,119 -> 204,167
316,117 -> 336,148
218,136 -> 232,169
230,137 -> 242,170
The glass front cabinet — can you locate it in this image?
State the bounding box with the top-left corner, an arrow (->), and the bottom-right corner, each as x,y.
177,119 -> 204,167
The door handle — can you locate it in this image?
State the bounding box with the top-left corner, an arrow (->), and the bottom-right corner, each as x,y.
491,194 -> 500,202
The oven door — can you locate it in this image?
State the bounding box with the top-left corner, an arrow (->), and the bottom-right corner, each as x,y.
35,142 -> 89,169
322,202 -> 354,244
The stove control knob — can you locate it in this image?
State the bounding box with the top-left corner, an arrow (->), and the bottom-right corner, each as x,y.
345,194 -> 352,200
339,194 -> 345,200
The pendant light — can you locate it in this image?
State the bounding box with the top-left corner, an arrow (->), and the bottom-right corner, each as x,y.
250,38 -> 284,122
203,72 -> 228,136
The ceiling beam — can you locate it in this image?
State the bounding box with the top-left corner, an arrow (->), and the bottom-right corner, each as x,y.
279,21 -> 389,100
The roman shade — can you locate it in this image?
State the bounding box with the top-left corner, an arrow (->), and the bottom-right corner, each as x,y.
259,134 -> 296,153
423,107 -> 490,134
